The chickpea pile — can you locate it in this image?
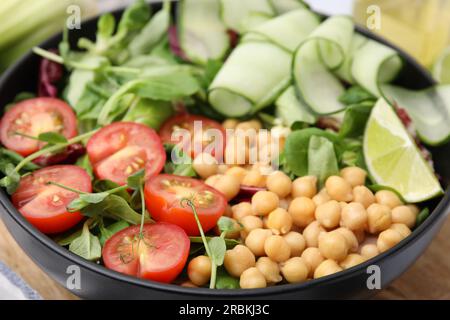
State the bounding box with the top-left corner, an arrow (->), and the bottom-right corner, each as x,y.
187,120 -> 419,289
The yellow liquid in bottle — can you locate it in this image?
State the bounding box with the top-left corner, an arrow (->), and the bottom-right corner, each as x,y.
354,0 -> 450,67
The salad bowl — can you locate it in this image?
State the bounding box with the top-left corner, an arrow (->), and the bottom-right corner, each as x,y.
0,1 -> 449,299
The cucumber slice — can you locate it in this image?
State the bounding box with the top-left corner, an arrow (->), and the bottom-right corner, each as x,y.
209,41 -> 291,117
220,0 -> 275,33
351,40 -> 403,96
270,0 -> 308,14
239,12 -> 272,33
293,16 -> 354,115
178,0 -> 229,65
276,86 -> 317,126
243,9 -> 320,52
335,33 -> 368,83
381,84 -> 450,146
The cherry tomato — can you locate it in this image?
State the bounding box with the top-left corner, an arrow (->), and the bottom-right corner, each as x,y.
86,122 -> 165,185
159,114 -> 225,159
144,174 -> 227,236
0,98 -> 77,156
11,165 -> 92,234
102,222 -> 190,283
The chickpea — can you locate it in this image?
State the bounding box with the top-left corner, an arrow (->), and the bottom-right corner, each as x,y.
407,204 -> 420,216
232,202 -> 254,221
245,228 -> 272,256
312,188 -> 331,206
288,197 -> 316,228
367,204 -> 392,234
192,153 -> 218,179
264,235 -> 291,262
225,136 -> 248,165
283,231 -> 306,257
325,176 -> 353,202
187,255 -> 212,286
266,171 -> 292,198
335,227 -> 359,253
353,186 -> 376,208
280,257 -> 309,283
222,119 -> 239,130
225,166 -> 247,184
340,167 -> 367,187
301,247 -> 324,276
236,119 -> 262,131
239,215 -> 263,239
340,202 -> 368,231
241,169 -> 266,187
212,174 -> 240,200
318,231 -> 348,261
314,260 -> 343,279
251,191 -> 279,216
181,281 -> 198,288
292,176 -> 317,198
303,221 -> 326,248
339,201 -> 348,210
278,198 -> 291,210
389,223 -> 411,238
224,245 -> 256,277
340,254 -> 366,269
256,257 -> 282,283
315,200 -> 341,229
375,190 -> 403,209
266,208 -> 292,235
205,174 -> 221,187
217,164 -> 229,174
240,267 -> 267,289
377,229 -> 403,253
391,206 -> 416,228
360,244 -> 379,259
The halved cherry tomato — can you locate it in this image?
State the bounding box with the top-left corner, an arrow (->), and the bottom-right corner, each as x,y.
0,98 -> 77,156
102,222 -> 190,283
11,165 -> 92,234
86,122 -> 165,186
144,174 -> 227,236
159,114 -> 225,159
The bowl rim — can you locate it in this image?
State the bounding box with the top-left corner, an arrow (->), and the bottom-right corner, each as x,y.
0,3 -> 449,297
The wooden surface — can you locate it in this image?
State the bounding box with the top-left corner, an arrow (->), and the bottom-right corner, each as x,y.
0,216 -> 449,300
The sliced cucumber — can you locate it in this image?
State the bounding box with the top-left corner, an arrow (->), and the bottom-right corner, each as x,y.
239,12 -> 272,33
293,16 -> 354,115
269,0 -> 308,14
178,0 -> 229,65
209,41 -> 291,117
351,39 -> 403,96
276,86 -> 317,126
220,0 -> 275,33
243,9 -> 320,52
381,84 -> 450,146
335,33 -> 368,83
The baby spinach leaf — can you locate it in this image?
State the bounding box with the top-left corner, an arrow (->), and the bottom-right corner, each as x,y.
99,220 -> 130,246
284,128 -> 340,177
94,180 -> 130,202
127,169 -> 145,190
339,85 -> 376,105
81,194 -> 144,225
0,163 -> 21,194
79,192 -> 109,204
0,148 -> 40,172
67,197 -> 90,212
117,0 -> 151,34
97,13 -> 116,39
37,132 -> 68,144
339,102 -> 374,138
215,268 -> 240,289
307,136 -> 339,187
69,220 -> 102,261
122,98 -> 174,130
208,237 -> 227,266
217,216 -> 239,233
76,155 -> 93,180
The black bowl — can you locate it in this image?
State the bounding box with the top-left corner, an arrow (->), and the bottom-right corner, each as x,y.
0,2 -> 449,299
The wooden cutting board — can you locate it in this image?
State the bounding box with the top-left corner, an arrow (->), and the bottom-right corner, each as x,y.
0,216 -> 449,300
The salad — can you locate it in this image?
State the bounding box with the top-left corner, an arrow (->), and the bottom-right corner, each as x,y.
0,0 -> 448,290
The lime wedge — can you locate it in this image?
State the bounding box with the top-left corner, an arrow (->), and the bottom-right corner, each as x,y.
364,99 -> 443,203
433,46 -> 450,84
